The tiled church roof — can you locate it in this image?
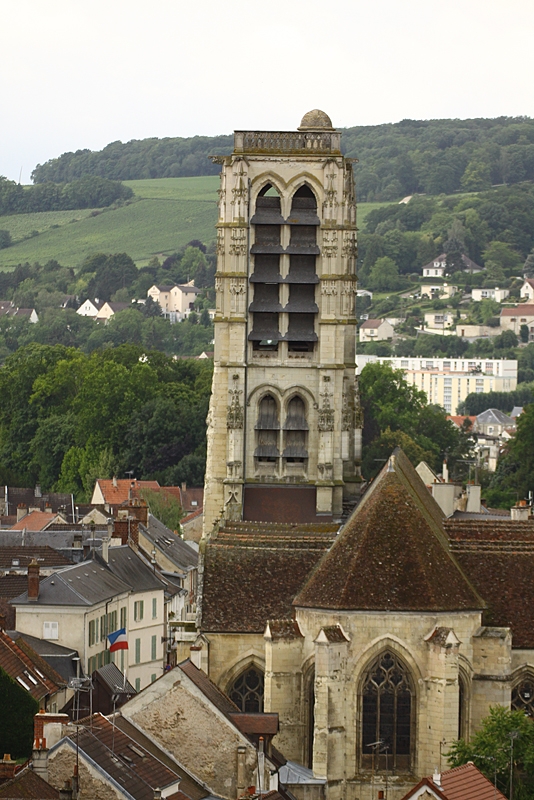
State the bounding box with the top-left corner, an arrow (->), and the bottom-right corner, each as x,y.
294,450 -> 483,612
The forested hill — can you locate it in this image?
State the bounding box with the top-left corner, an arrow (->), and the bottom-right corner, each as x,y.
31,117 -> 534,201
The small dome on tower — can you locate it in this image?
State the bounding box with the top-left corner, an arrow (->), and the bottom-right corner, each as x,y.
298,109 -> 335,131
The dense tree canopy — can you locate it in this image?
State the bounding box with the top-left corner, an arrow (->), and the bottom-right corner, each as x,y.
0,175 -> 133,216
0,343 -> 212,497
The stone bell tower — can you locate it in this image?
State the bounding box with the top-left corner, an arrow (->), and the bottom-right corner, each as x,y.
203,110 -> 361,535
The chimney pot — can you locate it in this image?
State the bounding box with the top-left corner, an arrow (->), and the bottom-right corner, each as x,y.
28,559 -> 40,602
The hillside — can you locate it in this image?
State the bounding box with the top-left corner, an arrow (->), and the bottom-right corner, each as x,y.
0,178 -> 389,270
30,117 -> 534,201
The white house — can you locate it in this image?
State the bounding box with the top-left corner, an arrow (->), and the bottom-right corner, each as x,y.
147,282 -> 201,321
76,299 -> 103,317
359,318 -> 394,342
420,283 -> 458,300
424,311 -> 456,333
471,287 -> 510,303
422,258 -> 446,278
500,305 -> 534,338
520,278 -> 534,301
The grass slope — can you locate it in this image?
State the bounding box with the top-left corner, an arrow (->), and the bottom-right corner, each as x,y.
0,176 -> 390,271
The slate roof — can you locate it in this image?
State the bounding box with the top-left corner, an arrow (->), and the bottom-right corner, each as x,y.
200,522 -> 335,633
4,488 -> 73,518
143,515 -> 198,571
446,518 -> 534,647
294,450 -> 483,612
59,713 -> 183,799
0,575 -> 43,599
476,408 -> 514,426
0,630 -> 62,700
360,318 -> 385,329
94,661 -> 136,696
0,766 -> 60,798
102,545 -> 166,592
7,631 -> 78,683
0,546 -> 72,570
11,559 -> 130,606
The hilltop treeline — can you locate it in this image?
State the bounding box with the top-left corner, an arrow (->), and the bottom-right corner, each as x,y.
0,175 -> 133,216
30,117 -> 534,201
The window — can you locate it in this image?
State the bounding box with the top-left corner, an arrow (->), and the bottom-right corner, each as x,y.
134,601 -> 144,622
89,620 -> 96,646
283,395 -> 308,464
151,635 -> 157,661
120,606 -> 127,629
108,610 -> 117,634
361,651 -> 413,772
151,674 -> 157,683
43,621 -> 58,640
135,638 -> 141,664
135,678 -> 141,692
229,667 -> 264,712
512,678 -> 534,717
152,598 -> 157,619
255,394 -> 279,464
100,614 -> 107,641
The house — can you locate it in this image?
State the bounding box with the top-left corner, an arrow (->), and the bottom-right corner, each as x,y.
11,544 -> 166,691
0,546 -> 72,577
423,311 -> 455,333
147,282 -> 201,322
0,486 -> 74,523
90,478 -> 160,513
455,323 -> 500,339
420,283 -> 458,300
10,510 -> 69,532
500,304 -> 534,338
95,301 -> 130,322
0,765 -> 60,799
520,277 -> 534,301
76,298 -> 103,317
400,762 -> 507,800
7,631 -> 79,689
61,661 -> 136,718
0,628 -> 67,716
471,286 -> 510,302
421,258 -> 445,278
0,301 -> 39,323
359,318 -> 394,342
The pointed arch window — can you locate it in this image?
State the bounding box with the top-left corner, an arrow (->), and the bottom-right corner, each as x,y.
255,394 -> 280,463
361,650 -> 414,772
229,667 -> 264,712
512,677 -> 534,717
283,395 -> 308,463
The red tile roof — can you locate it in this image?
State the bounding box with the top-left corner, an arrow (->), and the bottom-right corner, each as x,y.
501,305 -> 534,316
95,479 -> 160,505
0,766 -> 60,798
0,630 -> 62,701
10,512 -> 61,531
440,762 -> 506,800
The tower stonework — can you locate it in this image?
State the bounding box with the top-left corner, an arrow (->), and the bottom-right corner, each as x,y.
203,111 -> 361,535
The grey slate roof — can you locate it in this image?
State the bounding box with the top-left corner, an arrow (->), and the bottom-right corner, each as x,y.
476,408 -> 514,426
95,661 -> 136,695
102,545 -> 166,592
11,559 -> 130,606
7,630 -> 79,682
143,514 -> 198,571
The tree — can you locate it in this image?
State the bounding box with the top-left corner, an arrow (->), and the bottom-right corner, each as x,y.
444,220 -> 466,274
460,160 -> 492,192
139,488 -> 184,532
447,706 -> 534,799
0,229 -> 11,249
367,257 -> 402,291
483,241 -> 522,275
520,324 -> 529,343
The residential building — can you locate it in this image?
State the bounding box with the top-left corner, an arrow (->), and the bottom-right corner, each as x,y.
356,354 -> 518,413
455,323 -> 500,339
75,299 -> 103,317
421,258 -> 445,278
11,545 -> 165,690
10,510 -> 69,532
0,302 -> 38,323
95,300 -> 130,322
471,286 -> 510,302
0,629 -> 68,713
147,281 -> 201,321
90,478 -> 160,513
420,283 -> 458,300
0,486 -> 74,523
500,304 -> 534,338
520,277 -> 534,301
423,311 -> 455,333
401,762 -> 507,800
358,318 -> 394,342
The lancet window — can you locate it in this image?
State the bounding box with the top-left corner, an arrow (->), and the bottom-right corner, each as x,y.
229,667 -> 264,712
512,677 -> 534,717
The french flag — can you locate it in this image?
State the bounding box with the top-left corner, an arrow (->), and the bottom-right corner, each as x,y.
108,628 -> 128,652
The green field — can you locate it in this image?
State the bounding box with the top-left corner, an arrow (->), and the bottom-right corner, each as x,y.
0,176 -> 390,271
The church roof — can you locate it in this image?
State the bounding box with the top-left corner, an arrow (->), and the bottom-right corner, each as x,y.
200,522 -> 336,633
294,450 -> 484,612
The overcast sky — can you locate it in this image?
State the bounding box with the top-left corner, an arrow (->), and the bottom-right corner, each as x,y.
1,0 -> 533,183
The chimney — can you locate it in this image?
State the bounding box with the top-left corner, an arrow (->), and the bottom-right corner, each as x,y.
28,559 -> 40,602
102,537 -> 110,563
432,768 -> 441,788
0,754 -> 17,782
45,502 -> 53,513
112,476 -> 118,488
511,501 -> 530,522
442,460 -> 449,483
181,482 -> 187,493
32,744 -> 49,782
59,780 -> 73,800
154,790 -> 162,800
34,484 -> 42,498
17,504 -> 27,522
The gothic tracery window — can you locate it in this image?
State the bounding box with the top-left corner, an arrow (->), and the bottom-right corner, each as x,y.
229,667 -> 264,712
512,678 -> 534,716
361,651 -> 413,772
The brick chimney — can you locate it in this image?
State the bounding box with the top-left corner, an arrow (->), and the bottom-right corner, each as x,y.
16,504 -> 27,522
0,754 -> 18,782
28,559 -> 40,602
113,517 -> 139,547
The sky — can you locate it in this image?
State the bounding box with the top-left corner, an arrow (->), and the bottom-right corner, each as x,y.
1,0 -> 533,183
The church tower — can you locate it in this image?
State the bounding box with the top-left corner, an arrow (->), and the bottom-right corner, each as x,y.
203,111 -> 361,534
